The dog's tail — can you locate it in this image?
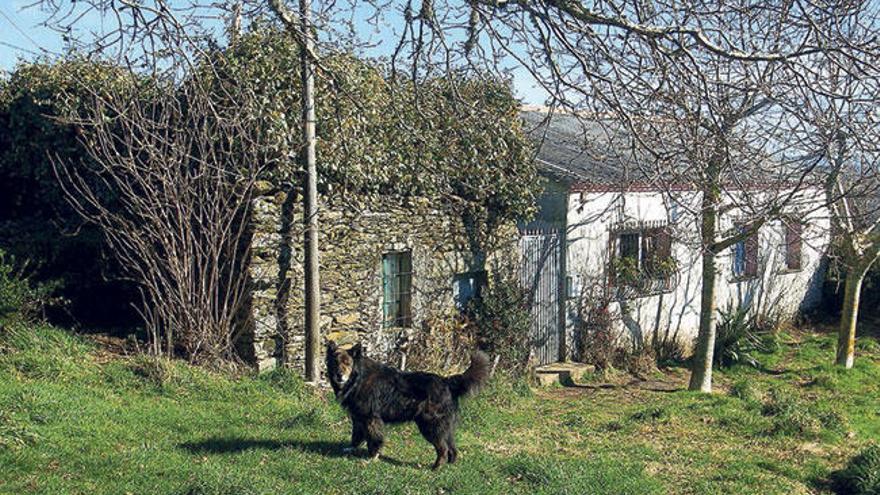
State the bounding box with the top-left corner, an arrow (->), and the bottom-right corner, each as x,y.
445,351 -> 490,399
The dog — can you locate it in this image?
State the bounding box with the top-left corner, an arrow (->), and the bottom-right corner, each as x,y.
325,341 -> 489,470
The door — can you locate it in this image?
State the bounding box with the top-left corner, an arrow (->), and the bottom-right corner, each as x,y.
520,228 -> 564,365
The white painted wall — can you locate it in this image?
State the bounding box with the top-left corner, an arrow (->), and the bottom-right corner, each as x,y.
562,188 -> 830,357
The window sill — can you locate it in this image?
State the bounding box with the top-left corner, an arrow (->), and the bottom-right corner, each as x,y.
729,275 -> 759,283
612,281 -> 675,300
777,268 -> 803,275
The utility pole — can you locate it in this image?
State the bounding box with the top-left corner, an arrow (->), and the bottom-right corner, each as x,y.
300,0 -> 320,383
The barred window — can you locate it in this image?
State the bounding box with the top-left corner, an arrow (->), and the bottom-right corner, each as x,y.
611,227 -> 673,281
609,222 -> 675,297
382,252 -> 412,328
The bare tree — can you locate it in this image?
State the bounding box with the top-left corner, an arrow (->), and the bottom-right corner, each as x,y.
29,0 -> 880,384
52,72 -> 271,361
780,57 -> 880,369
446,0 -> 880,391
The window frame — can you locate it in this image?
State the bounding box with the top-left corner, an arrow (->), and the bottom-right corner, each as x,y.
608,222 -> 675,297
731,222 -> 759,280
382,251 -> 413,328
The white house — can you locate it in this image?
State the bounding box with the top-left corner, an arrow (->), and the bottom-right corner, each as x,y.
519,107 -> 831,364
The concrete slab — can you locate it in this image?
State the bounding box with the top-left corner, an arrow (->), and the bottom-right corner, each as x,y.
535,362 -> 596,387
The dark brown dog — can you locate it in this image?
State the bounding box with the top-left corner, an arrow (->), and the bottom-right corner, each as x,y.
326,342 -> 489,469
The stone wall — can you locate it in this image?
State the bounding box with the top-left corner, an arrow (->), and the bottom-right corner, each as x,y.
241,183 -> 517,374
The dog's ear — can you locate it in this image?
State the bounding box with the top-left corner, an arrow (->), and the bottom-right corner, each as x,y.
326,340 -> 338,352
349,343 -> 363,359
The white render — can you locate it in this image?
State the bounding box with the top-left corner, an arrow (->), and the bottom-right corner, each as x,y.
561,188 -> 831,356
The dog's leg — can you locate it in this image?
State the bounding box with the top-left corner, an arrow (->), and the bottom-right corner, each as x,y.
365,417 -> 385,460
417,418 -> 449,470
343,418 -> 367,454
445,431 -> 458,464
351,418 -> 367,449
430,441 -> 449,470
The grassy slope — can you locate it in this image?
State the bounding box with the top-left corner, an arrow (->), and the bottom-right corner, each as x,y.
0,323 -> 878,495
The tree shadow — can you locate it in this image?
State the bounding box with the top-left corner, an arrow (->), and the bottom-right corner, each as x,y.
179,438 -> 422,468
567,378 -> 683,393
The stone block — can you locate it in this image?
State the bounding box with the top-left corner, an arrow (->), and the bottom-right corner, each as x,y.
334,312 -> 360,326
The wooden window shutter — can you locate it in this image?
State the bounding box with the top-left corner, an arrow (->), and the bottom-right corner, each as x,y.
657,228 -> 672,259
745,230 -> 759,277
785,222 -> 802,270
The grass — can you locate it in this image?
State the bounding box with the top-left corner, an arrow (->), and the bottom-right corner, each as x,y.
0,322 -> 879,494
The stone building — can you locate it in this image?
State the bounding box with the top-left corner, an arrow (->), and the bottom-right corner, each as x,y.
237,106 -> 833,373
238,182 -> 517,373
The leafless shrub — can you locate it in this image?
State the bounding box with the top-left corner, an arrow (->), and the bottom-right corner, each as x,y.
52,74 -> 271,363
405,312 -> 477,374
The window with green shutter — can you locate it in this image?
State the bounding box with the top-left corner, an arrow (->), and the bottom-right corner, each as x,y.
382,251 -> 412,328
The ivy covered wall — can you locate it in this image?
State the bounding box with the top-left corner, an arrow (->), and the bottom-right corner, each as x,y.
242,183 -> 519,373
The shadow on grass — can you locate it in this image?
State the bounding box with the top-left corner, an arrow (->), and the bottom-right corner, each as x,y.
569,379 -> 683,393
179,438 -> 422,468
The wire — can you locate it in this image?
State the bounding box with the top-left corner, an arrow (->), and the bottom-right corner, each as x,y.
0,7 -> 57,55
0,39 -> 43,58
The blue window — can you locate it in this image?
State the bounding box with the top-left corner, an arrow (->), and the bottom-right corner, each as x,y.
732,224 -> 758,278
453,271 -> 487,311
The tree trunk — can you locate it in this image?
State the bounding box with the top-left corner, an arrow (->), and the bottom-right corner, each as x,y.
836,265 -> 867,368
301,0 -> 321,382
689,164 -> 721,393
689,247 -> 718,392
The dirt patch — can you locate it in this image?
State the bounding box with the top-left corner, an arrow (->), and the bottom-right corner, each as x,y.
86,333 -> 141,361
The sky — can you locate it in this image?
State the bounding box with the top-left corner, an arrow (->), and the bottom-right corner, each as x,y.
0,1 -> 548,104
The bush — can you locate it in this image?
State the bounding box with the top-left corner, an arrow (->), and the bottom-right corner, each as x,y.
406,312 -> 477,373
832,444 -> 880,495
0,250 -> 57,323
714,305 -> 777,369
0,61 -> 139,330
578,318 -> 616,373
470,275 -> 532,375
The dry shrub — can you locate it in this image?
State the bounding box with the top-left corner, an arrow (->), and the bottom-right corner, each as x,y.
618,346 -> 659,378
405,313 -> 476,373
577,303 -> 616,372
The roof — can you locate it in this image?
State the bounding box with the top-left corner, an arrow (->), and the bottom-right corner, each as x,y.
520,106 -> 815,193
520,107 -> 634,185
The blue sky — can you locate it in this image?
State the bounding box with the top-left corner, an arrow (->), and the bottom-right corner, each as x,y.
0,1 -> 547,104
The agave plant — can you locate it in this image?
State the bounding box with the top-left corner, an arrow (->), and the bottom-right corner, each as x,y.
713,305 -> 776,369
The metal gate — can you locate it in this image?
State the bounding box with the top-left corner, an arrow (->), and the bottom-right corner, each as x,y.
520,228 -> 563,365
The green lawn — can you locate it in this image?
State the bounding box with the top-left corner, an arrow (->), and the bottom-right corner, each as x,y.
0,322 -> 878,495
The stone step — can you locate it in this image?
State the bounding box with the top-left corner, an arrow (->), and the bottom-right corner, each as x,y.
535,362 -> 596,387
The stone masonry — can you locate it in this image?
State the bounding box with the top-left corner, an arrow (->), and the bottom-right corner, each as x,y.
239,182 -> 517,374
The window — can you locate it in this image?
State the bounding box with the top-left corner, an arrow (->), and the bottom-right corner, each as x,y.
609,223 -> 675,296
642,229 -> 673,278
453,271 -> 487,311
382,252 -> 412,327
783,221 -> 803,271
669,199 -> 683,223
732,223 -> 759,279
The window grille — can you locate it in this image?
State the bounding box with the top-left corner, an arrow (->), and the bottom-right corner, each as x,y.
382,252 -> 412,327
